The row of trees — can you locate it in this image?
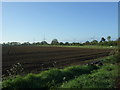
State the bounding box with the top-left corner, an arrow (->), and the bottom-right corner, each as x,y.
83,36 -> 118,46
2,36 -> 119,46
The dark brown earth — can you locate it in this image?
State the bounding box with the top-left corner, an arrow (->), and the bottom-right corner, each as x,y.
2,46 -> 112,75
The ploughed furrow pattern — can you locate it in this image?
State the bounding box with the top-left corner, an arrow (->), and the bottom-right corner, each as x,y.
2,46 -> 112,75
56,52 -> 109,67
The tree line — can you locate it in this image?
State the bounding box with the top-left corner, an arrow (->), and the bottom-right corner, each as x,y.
2,36 -> 119,46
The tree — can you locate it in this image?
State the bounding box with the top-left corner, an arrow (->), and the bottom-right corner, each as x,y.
59,42 -> 64,45
10,42 -> 21,45
84,41 -> 90,45
100,37 -> 106,42
71,42 -> 80,46
107,36 -> 111,41
51,39 -> 59,45
2,43 -> 6,45
91,40 -> 98,45
41,41 -> 48,45
22,42 -> 30,45
65,42 -> 69,45
35,42 -> 41,45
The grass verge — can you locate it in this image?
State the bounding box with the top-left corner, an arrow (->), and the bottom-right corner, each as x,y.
60,64 -> 118,88
2,65 -> 98,89
38,45 -> 118,49
2,54 -> 119,89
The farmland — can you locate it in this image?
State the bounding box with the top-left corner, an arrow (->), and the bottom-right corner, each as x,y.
2,55 -> 119,89
2,46 -> 113,75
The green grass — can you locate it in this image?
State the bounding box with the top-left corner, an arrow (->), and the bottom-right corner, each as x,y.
59,45 -> 117,49
60,64 -> 118,88
2,65 -> 98,89
38,45 -> 117,49
59,54 -> 119,89
0,82 -> 2,89
101,54 -> 119,64
2,54 -> 119,89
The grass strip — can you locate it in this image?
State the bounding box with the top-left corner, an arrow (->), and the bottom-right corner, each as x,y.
60,64 -> 118,88
2,64 -> 98,89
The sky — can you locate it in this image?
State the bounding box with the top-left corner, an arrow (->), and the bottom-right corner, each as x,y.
2,2 -> 118,43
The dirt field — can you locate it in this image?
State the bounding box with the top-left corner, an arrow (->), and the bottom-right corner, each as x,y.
2,46 -> 112,75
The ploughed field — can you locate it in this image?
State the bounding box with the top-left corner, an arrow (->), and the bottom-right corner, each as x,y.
2,46 -> 112,75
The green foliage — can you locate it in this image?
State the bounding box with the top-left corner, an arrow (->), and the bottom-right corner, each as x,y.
107,36 -> 111,41
41,41 -> 48,45
2,65 -> 97,89
51,39 -> 59,45
59,42 -> 64,45
21,42 -> 31,46
2,36 -> 118,47
90,40 -> 98,45
64,42 -> 70,45
60,64 -> 118,88
102,54 -> 119,63
99,41 -> 117,46
2,54 -> 119,89
100,37 -> 106,42
62,65 -> 98,81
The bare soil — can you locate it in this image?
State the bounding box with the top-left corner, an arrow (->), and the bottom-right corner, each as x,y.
2,46 -> 112,75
